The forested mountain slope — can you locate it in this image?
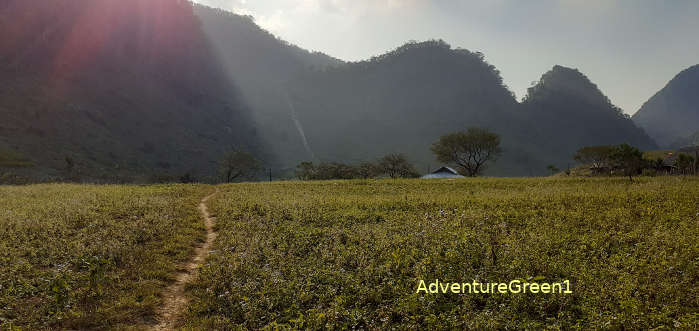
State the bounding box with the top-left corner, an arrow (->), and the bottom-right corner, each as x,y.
633,65 -> 699,148
0,0 -> 259,181
284,44 -> 657,175
519,66 -> 657,169
0,2 -> 672,180
193,4 -> 342,167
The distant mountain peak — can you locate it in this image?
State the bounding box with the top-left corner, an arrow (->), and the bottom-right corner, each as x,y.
353,39 -> 486,66
525,65 -> 618,111
633,64 -> 699,147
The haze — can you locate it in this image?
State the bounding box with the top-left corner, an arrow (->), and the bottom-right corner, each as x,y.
194,0 -> 699,114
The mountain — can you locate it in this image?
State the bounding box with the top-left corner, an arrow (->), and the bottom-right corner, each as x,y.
282,47 -> 657,175
284,40 -> 528,175
0,2 -> 668,180
519,65 -> 657,169
192,5 -> 341,168
0,0 -> 274,182
632,65 -> 699,147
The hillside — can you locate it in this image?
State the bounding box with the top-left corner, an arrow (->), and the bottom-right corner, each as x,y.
632,64 -> 699,147
284,47 -> 657,175
284,40 -> 525,175
0,2 -> 673,180
193,4 -> 342,167
0,0 -> 260,181
519,65 -> 657,168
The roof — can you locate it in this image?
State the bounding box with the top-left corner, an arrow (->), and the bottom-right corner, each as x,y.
421,166 -> 464,179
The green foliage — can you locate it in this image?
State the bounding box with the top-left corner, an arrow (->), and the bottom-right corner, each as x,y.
357,161 -> 381,179
574,145 -> 615,170
0,184 -> 210,329
296,155 -> 419,180
377,154 -> 420,179
295,162 -> 360,180
610,144 -> 645,181
184,177 -> 699,329
546,164 -> 560,175
676,153 -> 696,174
431,128 -> 502,177
0,147 -> 34,168
218,149 -> 262,183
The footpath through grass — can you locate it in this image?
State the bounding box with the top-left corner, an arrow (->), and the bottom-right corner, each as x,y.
185,177 -> 698,329
0,184 -> 210,330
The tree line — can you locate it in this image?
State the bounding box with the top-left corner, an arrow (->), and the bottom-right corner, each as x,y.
212,127 -> 504,182
214,128 -> 696,183
574,144 -> 697,181
295,154 -> 419,180
295,128 -> 503,180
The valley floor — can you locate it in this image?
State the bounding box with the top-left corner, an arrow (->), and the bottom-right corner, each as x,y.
1,177 -> 697,329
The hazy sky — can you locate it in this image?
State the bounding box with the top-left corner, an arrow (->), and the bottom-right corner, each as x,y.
194,0 -> 699,114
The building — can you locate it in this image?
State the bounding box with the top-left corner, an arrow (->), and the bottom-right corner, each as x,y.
421,166 -> 465,179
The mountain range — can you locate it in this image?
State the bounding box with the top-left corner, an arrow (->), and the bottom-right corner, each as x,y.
632,64 -> 699,148
0,0 -> 695,181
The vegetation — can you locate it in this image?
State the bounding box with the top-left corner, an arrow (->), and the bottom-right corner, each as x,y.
610,144 -> 645,181
0,184 -> 211,329
295,162 -> 360,180
218,149 -> 262,183
573,145 -> 615,171
575,144 -> 698,178
633,64 -> 699,147
1,0 -> 680,180
296,154 -> 419,180
0,0 -> 261,182
183,177 -> 698,329
546,164 -> 560,175
676,153 -> 696,174
376,154 -> 420,179
0,147 -> 34,168
431,128 -> 502,177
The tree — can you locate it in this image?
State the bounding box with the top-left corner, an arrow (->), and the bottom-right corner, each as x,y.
179,172 -> 196,183
610,144 -> 644,182
218,149 -> 261,183
546,164 -> 560,175
357,161 -> 380,179
295,161 -> 316,180
676,153 -> 695,175
649,157 -> 665,171
431,128 -> 502,177
65,156 -> 75,171
573,146 -> 615,170
295,161 -> 361,180
315,162 -> 358,180
377,154 -> 419,178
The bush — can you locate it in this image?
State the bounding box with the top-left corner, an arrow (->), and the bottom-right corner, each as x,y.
641,168 -> 657,177
296,155 -> 420,180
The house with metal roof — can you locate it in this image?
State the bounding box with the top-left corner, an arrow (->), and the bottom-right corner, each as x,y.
421,166 -> 465,179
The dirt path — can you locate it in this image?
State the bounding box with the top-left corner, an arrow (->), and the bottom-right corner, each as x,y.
152,190 -> 218,331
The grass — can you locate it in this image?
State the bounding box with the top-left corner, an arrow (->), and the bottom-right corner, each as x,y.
184,177 -> 698,329
1,178 -> 697,330
0,184 -> 211,330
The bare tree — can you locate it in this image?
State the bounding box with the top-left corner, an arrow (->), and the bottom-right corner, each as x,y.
218,149 -> 261,183
377,154 -> 419,178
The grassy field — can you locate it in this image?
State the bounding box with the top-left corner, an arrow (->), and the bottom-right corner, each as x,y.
184,177 -> 698,329
1,178 -> 697,330
0,184 -> 211,330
